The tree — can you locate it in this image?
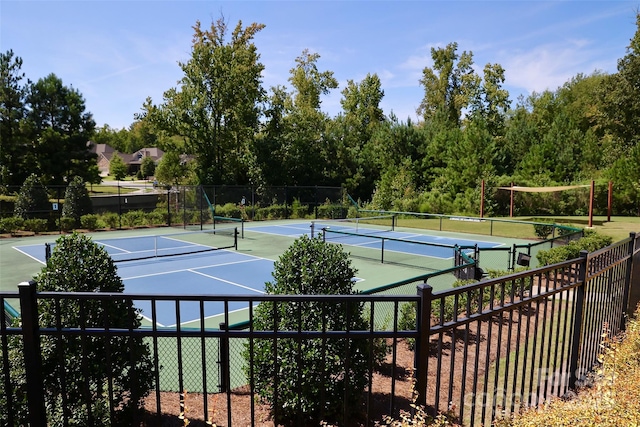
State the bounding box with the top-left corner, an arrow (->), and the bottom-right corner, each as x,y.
108,152 -> 128,181
0,50 -> 29,186
245,235 -> 370,424
62,175 -> 92,226
14,173 -> 50,219
140,155 -> 156,179
141,17 -> 265,185
268,50 -> 338,186
1,233 -> 154,426
154,151 -> 185,186
25,73 -> 97,185
418,42 -> 479,128
333,73 -> 386,199
599,12 -> 640,157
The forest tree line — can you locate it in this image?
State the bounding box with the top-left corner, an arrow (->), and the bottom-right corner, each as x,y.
1,14 -> 639,217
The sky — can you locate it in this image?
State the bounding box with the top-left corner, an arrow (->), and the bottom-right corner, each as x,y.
1,1 -> 639,130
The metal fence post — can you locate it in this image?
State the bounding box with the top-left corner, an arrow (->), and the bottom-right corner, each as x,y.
568,250 -> 589,390
415,283 -> 433,407
219,322 -> 230,393
625,232 -> 640,318
18,280 -> 46,426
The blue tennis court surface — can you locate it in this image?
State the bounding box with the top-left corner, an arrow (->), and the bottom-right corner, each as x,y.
13,221 -> 503,327
14,235 -> 273,328
247,221 -> 503,259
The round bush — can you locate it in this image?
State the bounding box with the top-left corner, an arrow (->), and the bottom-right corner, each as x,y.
244,235 -> 370,424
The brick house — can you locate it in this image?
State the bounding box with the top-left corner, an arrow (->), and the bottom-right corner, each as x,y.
89,143 -> 164,177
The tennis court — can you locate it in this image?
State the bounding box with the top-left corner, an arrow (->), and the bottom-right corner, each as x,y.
13,229 -> 274,328
9,217 -> 516,329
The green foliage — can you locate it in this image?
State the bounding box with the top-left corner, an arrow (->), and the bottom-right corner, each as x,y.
109,153 -> 128,181
532,219 -> 555,239
101,211 -> 119,229
244,235 -> 370,424
537,231 -> 614,266
80,213 -> 99,230
0,216 -> 24,233
62,175 -> 92,226
0,233 -> 154,426
141,155 -> 156,178
14,173 -> 50,219
57,216 -> 76,232
154,151 -> 185,186
23,218 -> 47,233
109,159 -> 129,183
121,210 -> 149,227
398,302 -> 418,350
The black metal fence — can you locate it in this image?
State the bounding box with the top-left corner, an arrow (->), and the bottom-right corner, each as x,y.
1,184 -> 346,231
1,232 -> 639,426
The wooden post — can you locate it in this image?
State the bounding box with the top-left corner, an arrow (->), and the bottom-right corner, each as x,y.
607,181 -> 613,222
480,179 -> 485,218
588,180 -> 595,228
509,182 -> 514,218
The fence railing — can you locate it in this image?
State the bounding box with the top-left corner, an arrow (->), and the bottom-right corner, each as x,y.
0,184 -> 346,230
1,232 -> 639,426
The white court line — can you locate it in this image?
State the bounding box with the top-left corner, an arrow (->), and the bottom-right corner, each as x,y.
189,269 -> 265,294
12,246 -> 46,265
197,304 -> 261,326
138,313 -> 167,328
95,241 -> 134,253
121,258 -> 264,280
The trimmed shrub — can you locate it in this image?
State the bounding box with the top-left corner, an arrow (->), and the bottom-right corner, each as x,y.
0,233 -> 155,426
14,174 -> 50,219
57,216 -> 76,232
101,212 -> 119,229
122,210 -> 148,227
80,214 -> 99,230
62,176 -> 92,226
0,217 -> 24,233
23,218 -> 48,233
244,235 -> 370,425
147,209 -> 167,226
537,231 -> 614,266
532,219 -> 555,239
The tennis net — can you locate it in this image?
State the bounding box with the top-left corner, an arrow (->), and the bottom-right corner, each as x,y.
320,227 -> 459,271
310,214 -> 395,238
44,227 -> 238,263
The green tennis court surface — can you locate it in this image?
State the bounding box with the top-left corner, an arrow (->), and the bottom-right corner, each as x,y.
3,219 -> 534,313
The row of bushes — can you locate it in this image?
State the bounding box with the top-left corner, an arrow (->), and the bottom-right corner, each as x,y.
0,202 -> 354,234
536,230 -> 614,266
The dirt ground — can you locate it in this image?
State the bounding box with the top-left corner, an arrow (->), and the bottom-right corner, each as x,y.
139,338 -> 418,427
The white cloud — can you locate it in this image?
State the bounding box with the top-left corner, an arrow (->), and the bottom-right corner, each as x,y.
500,41 -> 602,94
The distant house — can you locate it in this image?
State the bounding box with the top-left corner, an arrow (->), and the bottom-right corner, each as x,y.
129,147 -> 165,174
88,142 -> 165,177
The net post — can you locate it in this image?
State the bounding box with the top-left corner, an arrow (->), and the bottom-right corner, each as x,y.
241,218 -> 244,239
234,227 -> 238,250
310,222 -> 315,238
392,214 -> 396,231
381,238 -> 385,264
45,243 -> 51,263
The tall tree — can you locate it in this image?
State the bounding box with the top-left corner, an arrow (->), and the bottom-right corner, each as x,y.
331,73 -> 386,199
279,50 -> 338,185
142,17 -> 265,185
0,50 -> 29,186
599,12 -> 640,157
418,42 -> 479,128
25,73 -> 96,185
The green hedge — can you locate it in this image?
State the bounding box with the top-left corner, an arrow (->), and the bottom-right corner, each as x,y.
536,230 -> 614,266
